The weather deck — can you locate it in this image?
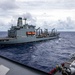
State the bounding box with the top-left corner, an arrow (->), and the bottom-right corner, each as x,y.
0,54 -> 75,75
0,56 -> 47,75
0,37 -> 14,41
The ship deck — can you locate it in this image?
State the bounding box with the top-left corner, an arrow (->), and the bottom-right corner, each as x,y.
0,56 -> 47,75
0,55 -> 75,75
0,37 -> 14,41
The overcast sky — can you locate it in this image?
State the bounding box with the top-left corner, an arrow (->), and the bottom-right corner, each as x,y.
0,0 -> 75,31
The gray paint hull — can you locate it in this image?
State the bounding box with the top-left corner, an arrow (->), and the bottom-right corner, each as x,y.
0,36 -> 58,45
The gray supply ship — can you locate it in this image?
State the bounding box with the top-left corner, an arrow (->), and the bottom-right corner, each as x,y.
0,17 -> 59,45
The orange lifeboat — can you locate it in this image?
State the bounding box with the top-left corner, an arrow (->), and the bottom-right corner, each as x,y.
26,32 -> 36,35
26,32 -> 32,35
31,32 -> 36,35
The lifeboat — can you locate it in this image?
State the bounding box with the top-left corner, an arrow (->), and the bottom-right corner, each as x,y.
26,32 -> 35,35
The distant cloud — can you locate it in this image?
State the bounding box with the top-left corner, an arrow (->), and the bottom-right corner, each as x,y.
18,0 -> 75,9
0,20 -> 11,31
41,17 -> 75,31
0,0 -> 18,10
22,13 -> 36,25
0,0 -> 75,31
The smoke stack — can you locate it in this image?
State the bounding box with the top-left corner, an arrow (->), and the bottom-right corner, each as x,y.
24,18 -> 27,25
17,17 -> 22,26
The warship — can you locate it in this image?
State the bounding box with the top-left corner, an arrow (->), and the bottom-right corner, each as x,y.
0,17 -> 59,45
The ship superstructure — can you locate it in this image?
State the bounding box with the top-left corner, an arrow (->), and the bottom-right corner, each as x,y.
8,17 -> 36,38
0,17 -> 59,45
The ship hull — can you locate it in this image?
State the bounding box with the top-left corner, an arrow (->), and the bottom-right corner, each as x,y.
0,36 -> 59,45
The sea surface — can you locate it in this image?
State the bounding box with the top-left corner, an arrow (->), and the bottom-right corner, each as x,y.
0,32 -> 75,73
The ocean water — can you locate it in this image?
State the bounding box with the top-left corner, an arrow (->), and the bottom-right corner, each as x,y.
0,32 -> 75,73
